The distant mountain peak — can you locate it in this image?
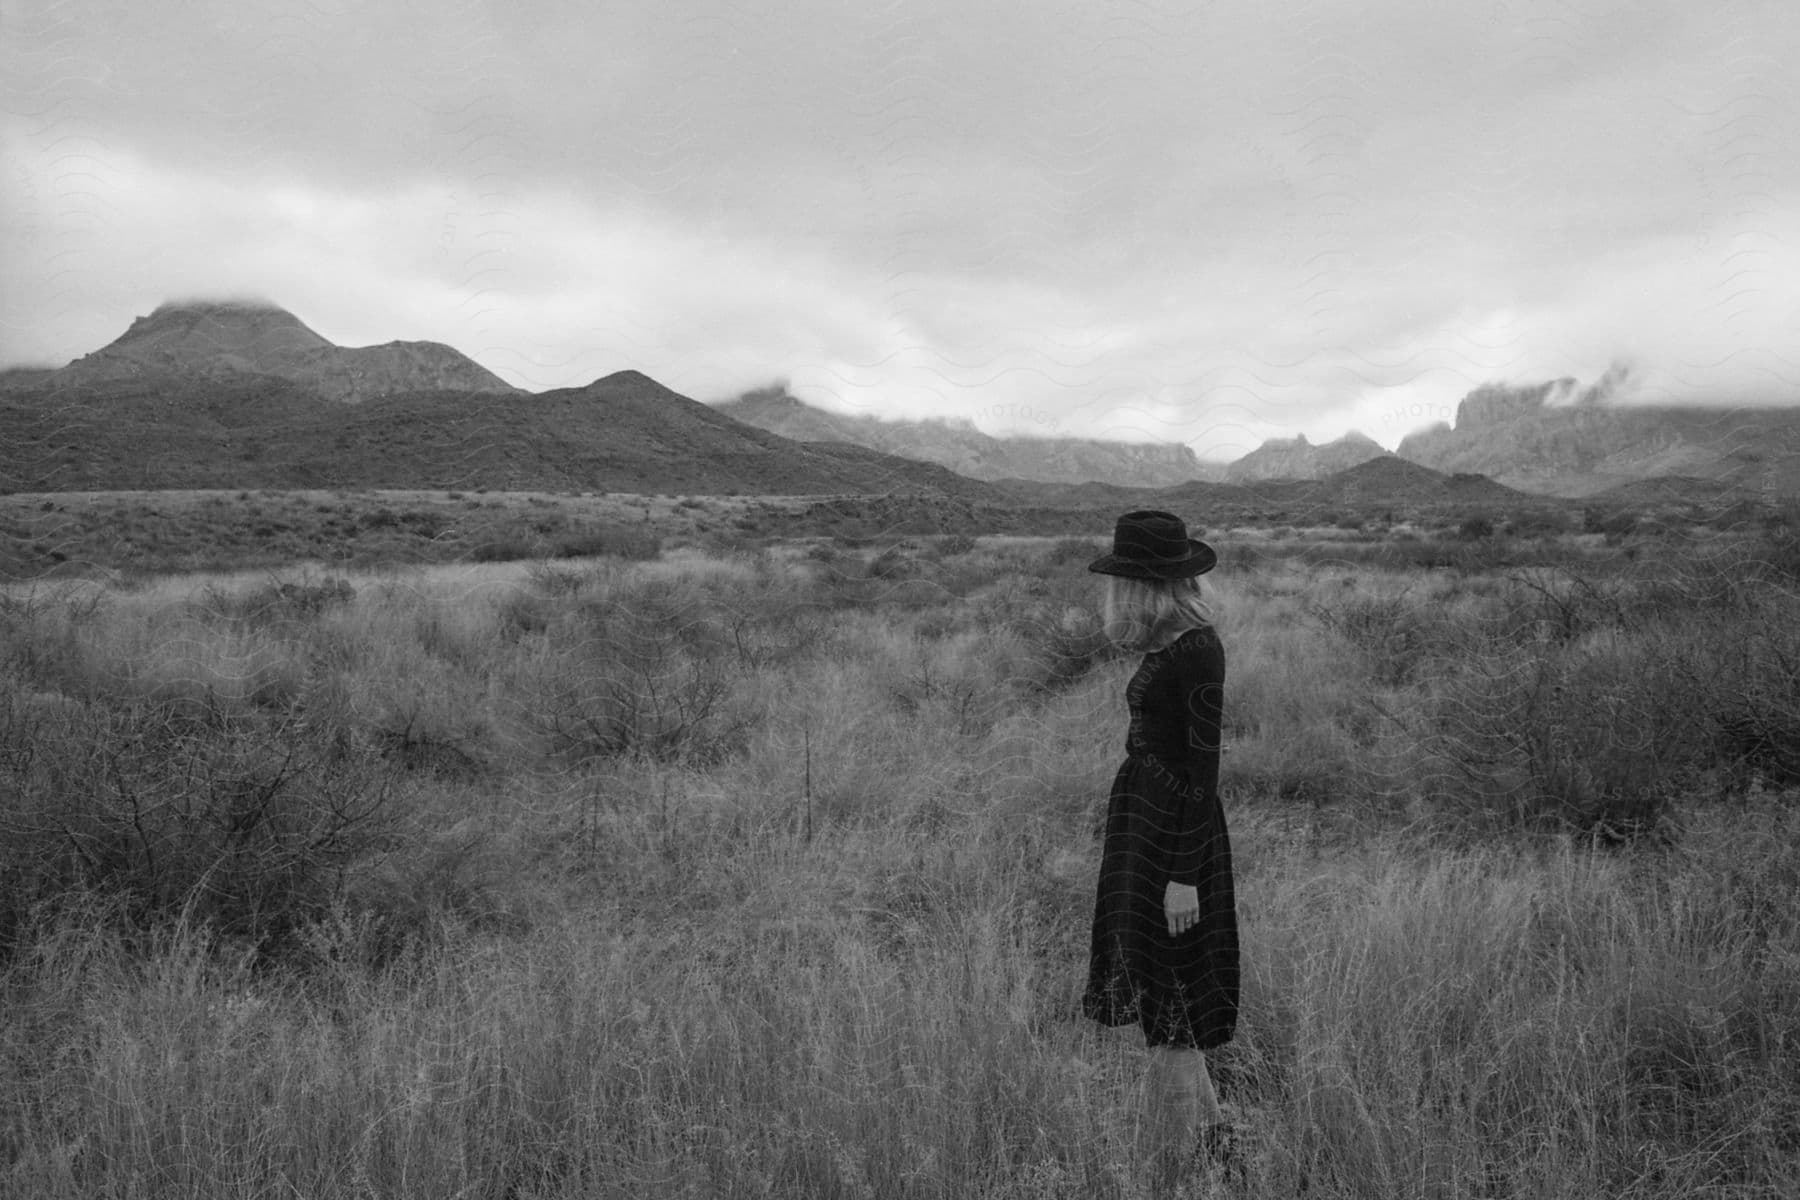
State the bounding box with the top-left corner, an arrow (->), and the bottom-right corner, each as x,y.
150,295 -> 288,315
132,297 -> 319,331
1452,366 -> 1639,432
1225,426 -> 1388,483
736,382 -> 802,404
1251,429 -> 1378,454
1456,379 -> 1569,430
714,383 -> 1210,487
113,298 -> 331,354
593,369 -> 662,388
1398,367 -> 1800,496
39,297 -> 520,403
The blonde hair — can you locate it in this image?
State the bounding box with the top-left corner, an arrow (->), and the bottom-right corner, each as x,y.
1102,573 -> 1213,652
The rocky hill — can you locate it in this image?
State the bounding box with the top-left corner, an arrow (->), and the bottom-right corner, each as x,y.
1224,430 -> 1387,483
714,385 -> 1216,487
15,301 -> 1800,507
1398,378 -> 1800,497
15,300 -> 521,403
0,367 -> 1003,497
1160,455 -> 1531,517
1300,454 -> 1526,507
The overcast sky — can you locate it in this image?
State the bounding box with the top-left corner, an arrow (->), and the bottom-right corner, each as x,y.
4,0 -> 1798,460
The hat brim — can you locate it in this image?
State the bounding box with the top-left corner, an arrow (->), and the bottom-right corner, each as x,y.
1087,539 -> 1217,579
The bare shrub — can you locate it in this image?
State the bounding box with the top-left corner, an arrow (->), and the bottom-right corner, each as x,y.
1042,536 -> 1103,569
551,524 -> 660,561
534,649 -> 743,764
496,588 -> 555,638
524,562 -> 595,596
1495,570 -> 1629,643
1458,514 -> 1495,541
867,543 -> 921,580
0,694 -> 398,959
1033,605 -> 1116,692
525,580 -> 751,764
725,602 -> 835,671
1400,615 -> 1696,841
1666,589 -> 1800,795
1311,592 -> 1458,687
193,575 -> 356,625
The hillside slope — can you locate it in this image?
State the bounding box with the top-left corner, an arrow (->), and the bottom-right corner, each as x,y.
0,370 -> 1004,497
16,300 -> 521,403
715,385 -> 1214,487
1225,431 -> 1388,482
1398,380 -> 1800,496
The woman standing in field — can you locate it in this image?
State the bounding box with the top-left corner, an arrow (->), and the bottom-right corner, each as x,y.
1083,509 -> 1240,1181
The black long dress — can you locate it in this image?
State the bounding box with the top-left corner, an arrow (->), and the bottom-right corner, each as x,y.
1083,623 -> 1239,1050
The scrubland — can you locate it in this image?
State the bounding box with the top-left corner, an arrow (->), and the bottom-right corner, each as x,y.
3,525 -> 1798,1198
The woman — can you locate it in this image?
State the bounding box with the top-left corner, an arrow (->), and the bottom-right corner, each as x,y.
1083,509 -> 1240,1179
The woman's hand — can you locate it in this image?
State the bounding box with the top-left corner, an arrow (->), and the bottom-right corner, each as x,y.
1164,881 -> 1199,937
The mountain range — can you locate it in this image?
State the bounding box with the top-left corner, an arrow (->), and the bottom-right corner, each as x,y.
714,385 -> 1212,487
1223,430 -> 1387,484
18,300 -> 520,403
0,366 -> 997,498
747,379 -> 1800,500
4,298 -> 1796,505
712,372 -> 1799,500
1397,378 -> 1800,498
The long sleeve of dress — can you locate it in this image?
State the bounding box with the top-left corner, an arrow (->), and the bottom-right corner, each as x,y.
1166,630 -> 1225,885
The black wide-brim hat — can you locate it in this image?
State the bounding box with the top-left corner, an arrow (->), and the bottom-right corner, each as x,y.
1087,509 -> 1217,579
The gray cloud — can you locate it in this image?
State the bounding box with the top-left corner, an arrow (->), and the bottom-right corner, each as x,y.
5,0 -> 1798,460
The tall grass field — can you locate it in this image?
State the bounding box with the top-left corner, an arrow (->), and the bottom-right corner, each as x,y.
3,526 -> 1797,1197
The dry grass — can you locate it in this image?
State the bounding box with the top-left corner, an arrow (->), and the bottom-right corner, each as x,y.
2,533 -> 1797,1197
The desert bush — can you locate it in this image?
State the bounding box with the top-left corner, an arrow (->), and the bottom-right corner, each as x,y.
2,587 -> 314,719
1042,536 -> 1103,569
1492,569 -> 1632,644
1457,514 -> 1495,541
0,694 -> 398,959
359,507 -> 449,538
194,573 -> 356,625
1219,539 -> 1267,573
723,601 -> 836,671
467,534 -> 534,563
519,579 -> 753,765
1224,719 -> 1370,806
867,543 -> 919,580
1585,507 -> 1640,540
1398,624 -> 1696,841
1310,590 -> 1457,687
8,533 -> 1800,1198
551,523 -> 661,561
495,588 -> 556,639
931,533 -> 978,558
531,649 -> 745,764
1210,584 -> 1377,808
1332,536 -> 1472,572
1664,590 -> 1800,794
524,561 -> 595,596
0,588 -> 105,697
1033,605 -> 1117,692
371,707 -> 489,782
869,629 -> 1007,739
1748,522 -> 1800,582
1507,509 -> 1573,538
